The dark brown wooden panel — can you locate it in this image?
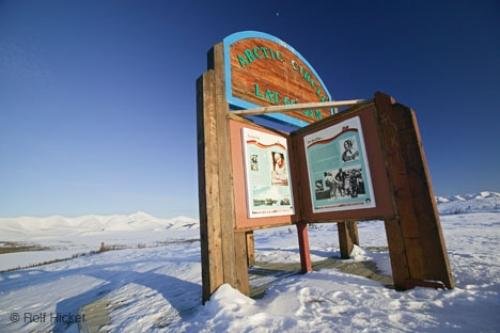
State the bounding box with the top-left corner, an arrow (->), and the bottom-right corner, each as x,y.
375,92 -> 454,289
292,104 -> 395,223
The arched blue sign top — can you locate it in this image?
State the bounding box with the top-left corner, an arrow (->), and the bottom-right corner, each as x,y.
223,31 -> 333,132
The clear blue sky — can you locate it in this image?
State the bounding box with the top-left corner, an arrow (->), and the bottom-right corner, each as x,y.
0,1 -> 498,218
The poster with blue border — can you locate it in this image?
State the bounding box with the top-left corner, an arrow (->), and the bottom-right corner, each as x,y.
304,116 -> 375,213
243,128 -> 294,218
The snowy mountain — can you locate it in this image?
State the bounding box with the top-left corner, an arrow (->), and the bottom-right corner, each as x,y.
0,211 -> 198,240
435,191 -> 500,215
0,212 -> 200,272
1,191 -> 499,241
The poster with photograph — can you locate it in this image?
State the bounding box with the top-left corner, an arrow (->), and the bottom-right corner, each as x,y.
243,128 -> 294,218
304,116 -> 375,213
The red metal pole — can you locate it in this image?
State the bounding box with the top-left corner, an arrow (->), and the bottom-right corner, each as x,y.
296,222 -> 312,273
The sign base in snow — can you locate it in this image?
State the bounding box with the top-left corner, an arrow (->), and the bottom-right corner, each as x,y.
197,32 -> 454,303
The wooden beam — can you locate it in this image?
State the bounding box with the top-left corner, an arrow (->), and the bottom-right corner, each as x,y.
246,231 -> 255,267
198,43 -> 252,302
384,217 -> 411,289
197,71 -> 224,302
232,99 -> 367,116
211,43 -> 237,287
234,231 -> 250,295
297,223 -> 312,273
213,43 -> 250,295
347,221 -> 359,245
399,105 -> 454,288
338,222 -> 355,259
375,92 -> 454,290
338,220 -> 360,259
376,92 -> 422,289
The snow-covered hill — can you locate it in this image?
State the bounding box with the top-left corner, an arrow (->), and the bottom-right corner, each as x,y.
2,191 -> 498,240
436,191 -> 500,215
0,211 -> 198,241
1,191 -> 498,243
0,212 -> 199,271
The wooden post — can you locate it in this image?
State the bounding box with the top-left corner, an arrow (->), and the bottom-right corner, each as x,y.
233,231 -> 250,295
197,71 -> 224,302
197,43 -> 250,303
375,92 -> 454,290
338,220 -> 359,259
297,223 -> 312,273
246,231 -> 255,267
347,221 -> 359,245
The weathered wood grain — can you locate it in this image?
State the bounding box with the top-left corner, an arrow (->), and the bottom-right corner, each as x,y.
347,221 -> 359,245
197,71 -> 224,302
399,105 -> 454,287
375,92 -> 454,289
338,222 -> 354,259
212,43 -> 238,287
338,221 -> 360,259
246,231 -> 255,266
229,38 -> 332,122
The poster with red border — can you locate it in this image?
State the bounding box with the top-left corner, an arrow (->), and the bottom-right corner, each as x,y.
242,128 -> 294,218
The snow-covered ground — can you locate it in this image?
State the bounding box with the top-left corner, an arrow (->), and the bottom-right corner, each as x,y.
0,192 -> 499,332
0,213 -> 198,271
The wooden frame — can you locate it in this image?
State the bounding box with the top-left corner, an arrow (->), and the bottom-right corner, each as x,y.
292,103 -> 395,222
229,117 -> 299,230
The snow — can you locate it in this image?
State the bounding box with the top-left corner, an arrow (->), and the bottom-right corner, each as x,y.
0,212 -> 198,241
435,191 -> 500,203
0,213 -> 199,272
0,194 -> 499,332
436,191 -> 500,215
0,250 -> 82,272
436,196 -> 450,203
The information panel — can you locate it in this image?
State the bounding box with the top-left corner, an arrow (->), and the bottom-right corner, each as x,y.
243,128 -> 294,218
303,116 -> 375,213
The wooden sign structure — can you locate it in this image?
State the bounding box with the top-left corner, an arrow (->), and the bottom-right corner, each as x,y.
223,31 -> 334,130
197,31 -> 454,302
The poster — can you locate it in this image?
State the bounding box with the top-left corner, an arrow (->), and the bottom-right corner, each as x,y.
303,116 -> 375,213
243,128 -> 294,218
